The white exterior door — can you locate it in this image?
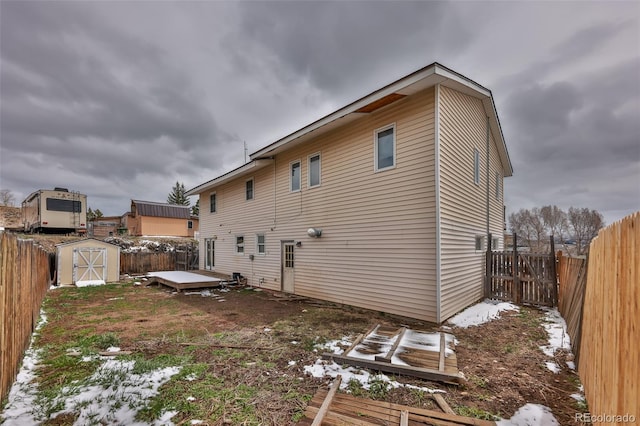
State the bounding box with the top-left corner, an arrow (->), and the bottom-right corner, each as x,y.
282,241 -> 295,293
204,238 -> 215,270
73,247 -> 107,285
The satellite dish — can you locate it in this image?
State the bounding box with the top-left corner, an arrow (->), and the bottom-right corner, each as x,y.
307,228 -> 322,237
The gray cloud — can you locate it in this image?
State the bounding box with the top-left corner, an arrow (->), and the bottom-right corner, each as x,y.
0,1 -> 638,223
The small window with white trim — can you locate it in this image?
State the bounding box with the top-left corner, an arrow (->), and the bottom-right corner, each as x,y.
246,178 -> 254,200
256,234 -> 265,255
210,193 -> 217,213
492,236 -> 499,250
308,153 -> 321,188
235,235 -> 244,254
290,160 -> 301,192
474,149 -> 480,185
375,124 -> 396,171
475,235 -> 484,251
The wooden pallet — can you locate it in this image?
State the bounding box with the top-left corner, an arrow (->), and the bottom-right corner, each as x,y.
322,325 -> 463,385
301,382 -> 495,426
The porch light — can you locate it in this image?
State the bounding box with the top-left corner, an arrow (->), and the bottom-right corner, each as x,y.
307,228 -> 322,238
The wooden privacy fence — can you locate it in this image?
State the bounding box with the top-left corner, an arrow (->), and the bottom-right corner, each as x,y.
0,232 -> 51,403
556,252 -> 587,366
120,249 -> 198,274
578,211 -> 638,422
486,234 -> 557,306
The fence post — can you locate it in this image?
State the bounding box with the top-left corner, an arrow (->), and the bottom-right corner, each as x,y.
485,233 -> 492,298
513,233 -> 520,304
549,235 -> 558,306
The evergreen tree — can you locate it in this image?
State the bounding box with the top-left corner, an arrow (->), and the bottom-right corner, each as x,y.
191,199 -> 199,216
87,207 -> 95,221
167,181 -> 190,206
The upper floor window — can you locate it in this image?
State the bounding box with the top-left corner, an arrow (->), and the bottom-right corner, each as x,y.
290,160 -> 301,192
474,149 -> 480,185
308,153 -> 321,188
246,178 -> 254,200
187,220 -> 193,229
375,124 -> 396,171
210,193 -> 217,213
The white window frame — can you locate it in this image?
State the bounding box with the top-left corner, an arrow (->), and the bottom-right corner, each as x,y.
308,153 -> 321,188
210,192 -> 217,213
474,149 -> 480,185
374,123 -> 396,172
235,235 -> 245,254
246,178 -> 254,201
290,160 -> 301,192
492,236 -> 499,250
475,235 -> 485,251
256,233 -> 266,255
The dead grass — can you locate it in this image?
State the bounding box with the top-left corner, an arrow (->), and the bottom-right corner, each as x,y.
27,282 -> 585,425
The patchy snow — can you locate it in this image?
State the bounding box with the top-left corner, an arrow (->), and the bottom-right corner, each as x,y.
75,279 -> 106,287
314,338 -> 352,354
448,299 -> 519,328
566,360 -> 576,370
539,308 -> 571,357
496,403 -> 560,425
570,393 -> 585,403
304,359 -> 444,394
545,361 -> 561,374
2,308 -> 183,426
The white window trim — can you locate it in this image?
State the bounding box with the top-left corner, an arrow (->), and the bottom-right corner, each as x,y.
475,235 -> 485,251
245,177 -> 254,201
290,160 -> 301,192
209,192 -> 217,213
474,149 -> 480,185
256,233 -> 266,255
235,235 -> 245,254
374,123 -> 396,172
308,152 -> 321,188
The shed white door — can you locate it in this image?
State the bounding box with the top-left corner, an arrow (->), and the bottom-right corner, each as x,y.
73,247 -> 107,286
281,241 -> 295,293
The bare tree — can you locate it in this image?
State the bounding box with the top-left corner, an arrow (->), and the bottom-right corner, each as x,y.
0,189 -> 16,207
540,205 -> 568,241
568,207 -> 605,255
509,208 -> 547,251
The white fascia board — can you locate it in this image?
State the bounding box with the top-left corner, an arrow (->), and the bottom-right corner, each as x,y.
186,159 -> 273,196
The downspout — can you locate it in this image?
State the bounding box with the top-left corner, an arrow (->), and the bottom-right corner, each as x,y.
435,84 -> 442,323
485,116 -> 490,240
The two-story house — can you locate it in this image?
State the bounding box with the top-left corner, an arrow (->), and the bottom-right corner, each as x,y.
187,63 -> 512,323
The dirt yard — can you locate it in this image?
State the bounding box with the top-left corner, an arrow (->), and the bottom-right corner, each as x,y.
9,281 -> 586,425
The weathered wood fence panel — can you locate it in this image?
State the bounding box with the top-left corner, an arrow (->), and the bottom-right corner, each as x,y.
120,250 -> 198,274
486,234 -> 557,306
579,211 -> 638,422
0,233 -> 51,403
556,252 -> 587,366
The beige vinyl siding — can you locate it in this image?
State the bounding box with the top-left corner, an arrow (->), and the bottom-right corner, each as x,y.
438,86 -> 506,321
199,88 -> 438,322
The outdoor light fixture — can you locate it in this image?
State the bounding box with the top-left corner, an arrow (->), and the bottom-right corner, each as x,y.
307,227 -> 322,238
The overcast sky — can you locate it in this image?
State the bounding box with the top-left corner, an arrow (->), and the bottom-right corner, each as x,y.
1,1 -> 638,226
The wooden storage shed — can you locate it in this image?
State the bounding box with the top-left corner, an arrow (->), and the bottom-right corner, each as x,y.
56,239 -> 120,286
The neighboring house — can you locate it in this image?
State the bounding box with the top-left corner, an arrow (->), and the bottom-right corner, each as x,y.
127,200 -> 199,238
186,63 -> 512,323
88,216 -> 126,238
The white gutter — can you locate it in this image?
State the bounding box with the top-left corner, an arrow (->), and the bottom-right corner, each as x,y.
185,159 -> 274,196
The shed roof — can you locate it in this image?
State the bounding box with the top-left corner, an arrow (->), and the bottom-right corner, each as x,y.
131,200 -> 191,219
55,238 -> 120,249
187,62 -> 512,196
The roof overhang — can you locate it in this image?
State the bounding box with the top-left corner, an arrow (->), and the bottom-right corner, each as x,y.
250,62 -> 512,177
186,158 -> 274,196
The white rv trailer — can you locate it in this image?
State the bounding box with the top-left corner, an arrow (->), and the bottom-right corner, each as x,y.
22,188 -> 87,234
